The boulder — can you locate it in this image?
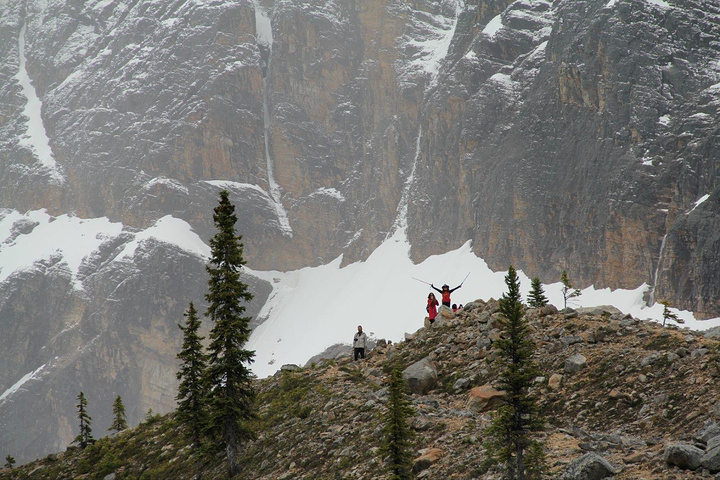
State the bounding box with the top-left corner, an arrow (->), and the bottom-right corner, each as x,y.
463,300 -> 485,311
424,316 -> 445,328
466,385 -> 506,412
576,306 -> 623,317
402,357 -> 438,395
565,354 -> 587,373
691,348 -> 709,359
640,353 -> 661,367
664,443 -> 704,470
539,304 -> 559,316
452,377 -> 472,392
548,373 -> 563,391
560,452 -> 616,479
707,435 -> 720,452
696,422 -> 720,443
412,448 -> 444,473
701,445 -> 720,473
438,305 -> 455,319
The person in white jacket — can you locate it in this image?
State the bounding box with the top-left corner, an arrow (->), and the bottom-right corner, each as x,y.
353,325 -> 367,361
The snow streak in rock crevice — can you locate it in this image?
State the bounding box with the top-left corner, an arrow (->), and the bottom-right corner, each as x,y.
649,233 -> 667,306
0,364 -> 46,404
390,126 -> 422,237
14,24 -> 64,183
255,2 -> 292,237
391,1 -> 464,234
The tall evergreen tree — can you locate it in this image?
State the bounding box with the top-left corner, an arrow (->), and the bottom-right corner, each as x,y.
379,365 -> 416,480
109,395 -> 128,433
526,277 -> 548,308
204,190 -> 256,478
73,391 -> 95,449
176,302 -> 209,480
560,270 -> 581,310
483,266 -> 546,480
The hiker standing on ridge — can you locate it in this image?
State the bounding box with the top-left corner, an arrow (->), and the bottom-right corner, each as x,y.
432,283 -> 462,307
427,293 -> 439,324
353,325 -> 367,361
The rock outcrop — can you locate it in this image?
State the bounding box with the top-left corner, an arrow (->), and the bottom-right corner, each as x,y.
3,301 -> 720,479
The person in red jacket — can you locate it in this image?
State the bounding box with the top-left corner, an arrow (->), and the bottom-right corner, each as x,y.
432,283 -> 461,307
427,293 -> 439,324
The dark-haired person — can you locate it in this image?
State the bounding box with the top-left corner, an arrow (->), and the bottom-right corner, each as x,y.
427,293 -> 439,324
432,283 -> 462,307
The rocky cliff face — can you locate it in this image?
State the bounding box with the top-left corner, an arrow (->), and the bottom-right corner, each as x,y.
407,0 -> 720,319
0,0 -> 719,464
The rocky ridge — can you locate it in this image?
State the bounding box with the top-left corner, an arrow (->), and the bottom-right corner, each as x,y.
2,300 -> 719,479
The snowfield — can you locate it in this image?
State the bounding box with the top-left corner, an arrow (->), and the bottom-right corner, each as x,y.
246,227 -> 720,378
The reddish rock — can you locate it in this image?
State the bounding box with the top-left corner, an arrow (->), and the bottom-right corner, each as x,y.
413,448 -> 444,473
466,385 -> 506,412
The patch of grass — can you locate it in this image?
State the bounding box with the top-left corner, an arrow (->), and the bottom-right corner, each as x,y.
645,335 -> 683,351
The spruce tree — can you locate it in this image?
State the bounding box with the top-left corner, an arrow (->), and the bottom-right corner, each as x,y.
560,270 -> 581,310
483,266 -> 546,479
73,391 -> 95,449
204,190 -> 256,478
109,395 -> 128,433
527,277 -> 548,308
379,365 -> 416,480
660,300 -> 684,327
176,302 -> 209,480
4,454 -> 15,469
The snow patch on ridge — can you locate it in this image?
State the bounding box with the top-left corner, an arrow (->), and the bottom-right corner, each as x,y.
310,188 -> 345,201
13,24 -> 64,183
645,0 -> 671,9
0,210 -> 210,290
0,210 -> 123,290
115,215 -> 210,261
205,180 -> 295,234
483,14 -> 503,37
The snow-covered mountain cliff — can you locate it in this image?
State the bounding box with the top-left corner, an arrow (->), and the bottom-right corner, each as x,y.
1,0 -> 719,464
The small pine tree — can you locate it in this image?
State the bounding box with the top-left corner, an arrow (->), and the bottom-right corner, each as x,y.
560,270 -> 581,310
660,300 -> 684,327
527,277 -> 549,308
4,454 -> 15,469
379,365 -> 416,480
73,392 -> 95,449
204,190 -> 257,478
177,302 -> 209,480
109,395 -> 128,433
483,266 -> 547,479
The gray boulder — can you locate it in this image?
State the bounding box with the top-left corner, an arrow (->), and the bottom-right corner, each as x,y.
697,422 -> 720,443
664,443 -> 704,470
707,436 -> 720,452
560,452 -> 616,479
402,357 -> 438,395
701,444 -> 720,473
576,306 -> 623,317
565,354 -> 587,374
